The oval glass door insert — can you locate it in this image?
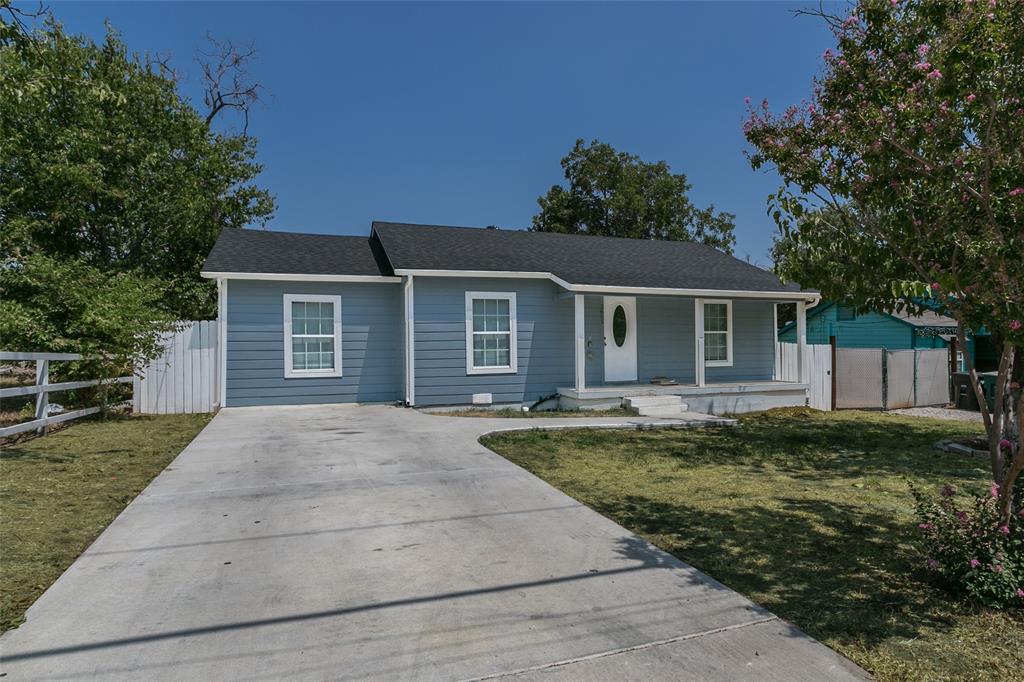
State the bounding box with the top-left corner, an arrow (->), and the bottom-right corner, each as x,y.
612,305 -> 627,347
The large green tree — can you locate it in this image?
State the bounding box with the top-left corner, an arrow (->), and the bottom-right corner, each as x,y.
744,0 -> 1023,522
532,139 -> 736,253
1,12 -> 274,326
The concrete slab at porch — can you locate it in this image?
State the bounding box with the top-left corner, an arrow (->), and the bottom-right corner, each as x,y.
557,380 -> 810,414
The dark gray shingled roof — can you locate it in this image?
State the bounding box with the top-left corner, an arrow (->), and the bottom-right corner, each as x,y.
202,228 -> 393,276
372,222 -> 803,293
202,223 -> 809,294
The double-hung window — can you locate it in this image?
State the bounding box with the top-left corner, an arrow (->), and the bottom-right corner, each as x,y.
465,292 -> 517,374
283,294 -> 342,378
703,300 -> 733,367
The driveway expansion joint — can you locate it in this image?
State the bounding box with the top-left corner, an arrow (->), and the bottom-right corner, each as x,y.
459,615 -> 781,681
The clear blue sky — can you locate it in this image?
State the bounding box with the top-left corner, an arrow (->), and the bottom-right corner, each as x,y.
48,1 -> 836,265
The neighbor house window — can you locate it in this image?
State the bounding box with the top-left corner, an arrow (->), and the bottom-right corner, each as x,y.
837,304 -> 856,321
703,300 -> 733,367
283,294 -> 342,378
465,291 -> 517,375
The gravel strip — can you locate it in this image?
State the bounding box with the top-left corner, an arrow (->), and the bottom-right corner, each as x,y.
888,406 -> 983,423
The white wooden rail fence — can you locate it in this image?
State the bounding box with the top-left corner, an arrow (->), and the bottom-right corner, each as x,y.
133,321 -> 219,414
0,352 -> 132,438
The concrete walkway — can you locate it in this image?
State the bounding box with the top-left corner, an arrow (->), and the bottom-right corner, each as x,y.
1,405 -> 867,681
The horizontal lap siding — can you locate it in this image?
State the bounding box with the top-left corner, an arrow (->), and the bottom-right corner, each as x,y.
782,305 -> 938,351
225,280 -> 402,407
806,305 -> 834,345
413,277 -> 573,406
706,299 -> 775,383
637,297 -> 695,384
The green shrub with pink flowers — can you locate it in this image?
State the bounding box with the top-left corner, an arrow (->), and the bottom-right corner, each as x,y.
912,482 -> 1023,610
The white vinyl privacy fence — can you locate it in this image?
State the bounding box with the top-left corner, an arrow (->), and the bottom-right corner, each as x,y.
775,342 -> 833,411
133,321 -> 219,414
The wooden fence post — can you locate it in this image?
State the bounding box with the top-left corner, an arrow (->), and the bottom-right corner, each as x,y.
881,348 -> 888,411
948,337 -> 958,402
829,335 -> 837,411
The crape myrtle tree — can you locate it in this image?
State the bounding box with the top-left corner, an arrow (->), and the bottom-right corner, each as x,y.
743,0 -> 1023,523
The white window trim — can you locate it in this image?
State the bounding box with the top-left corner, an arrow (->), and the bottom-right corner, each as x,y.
703,299 -> 733,368
465,291 -> 518,375
283,294 -> 343,379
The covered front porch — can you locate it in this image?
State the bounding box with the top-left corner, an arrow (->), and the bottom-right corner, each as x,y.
559,290 -> 816,414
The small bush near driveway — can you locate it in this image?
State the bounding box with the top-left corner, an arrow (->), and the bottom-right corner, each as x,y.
482,408 -> 1023,682
0,413 -> 211,632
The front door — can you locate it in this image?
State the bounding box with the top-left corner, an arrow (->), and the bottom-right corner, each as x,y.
603,296 -> 637,382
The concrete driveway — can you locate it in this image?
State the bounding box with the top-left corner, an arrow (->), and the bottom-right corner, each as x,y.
1,405 -> 867,681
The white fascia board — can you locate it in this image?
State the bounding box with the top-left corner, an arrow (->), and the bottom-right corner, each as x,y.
200,271 -> 402,283
393,269 -> 819,301
392,269 -> 552,281
564,283 -> 819,301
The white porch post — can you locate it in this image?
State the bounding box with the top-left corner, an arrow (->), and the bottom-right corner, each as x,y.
796,300 -> 807,384
694,298 -> 706,387
404,275 -> 416,406
217,278 -> 227,408
574,294 -> 585,392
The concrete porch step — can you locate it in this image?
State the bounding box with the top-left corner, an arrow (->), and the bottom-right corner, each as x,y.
624,395 -> 689,417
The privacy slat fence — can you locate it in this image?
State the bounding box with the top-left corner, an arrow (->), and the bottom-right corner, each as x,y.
775,342 -> 833,411
0,352 -> 132,438
778,343 -> 950,412
133,321 -> 220,414
836,348 -> 950,410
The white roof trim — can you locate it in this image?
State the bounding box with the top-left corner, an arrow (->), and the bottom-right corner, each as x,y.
392,268 -> 818,301
200,271 -> 402,283
393,269 -> 552,281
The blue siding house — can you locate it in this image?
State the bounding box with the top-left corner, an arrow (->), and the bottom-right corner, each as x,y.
202,222 -> 820,414
777,301 -> 994,371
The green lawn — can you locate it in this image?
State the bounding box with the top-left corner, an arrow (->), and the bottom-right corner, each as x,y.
0,413 -> 212,632
482,408 -> 1022,682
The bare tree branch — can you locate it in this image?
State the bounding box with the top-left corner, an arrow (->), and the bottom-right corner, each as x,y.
196,33 -> 263,133
147,51 -> 182,83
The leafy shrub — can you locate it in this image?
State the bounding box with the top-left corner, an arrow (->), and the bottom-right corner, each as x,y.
912,483 -> 1023,610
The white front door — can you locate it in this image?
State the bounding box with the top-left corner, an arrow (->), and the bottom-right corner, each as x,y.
603,296 -> 637,382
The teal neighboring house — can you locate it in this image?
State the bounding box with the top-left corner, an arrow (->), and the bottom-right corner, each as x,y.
778,302 -> 997,371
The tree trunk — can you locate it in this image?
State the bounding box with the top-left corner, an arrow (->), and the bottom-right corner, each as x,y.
999,392 -> 1024,525
956,327 -> 1020,523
